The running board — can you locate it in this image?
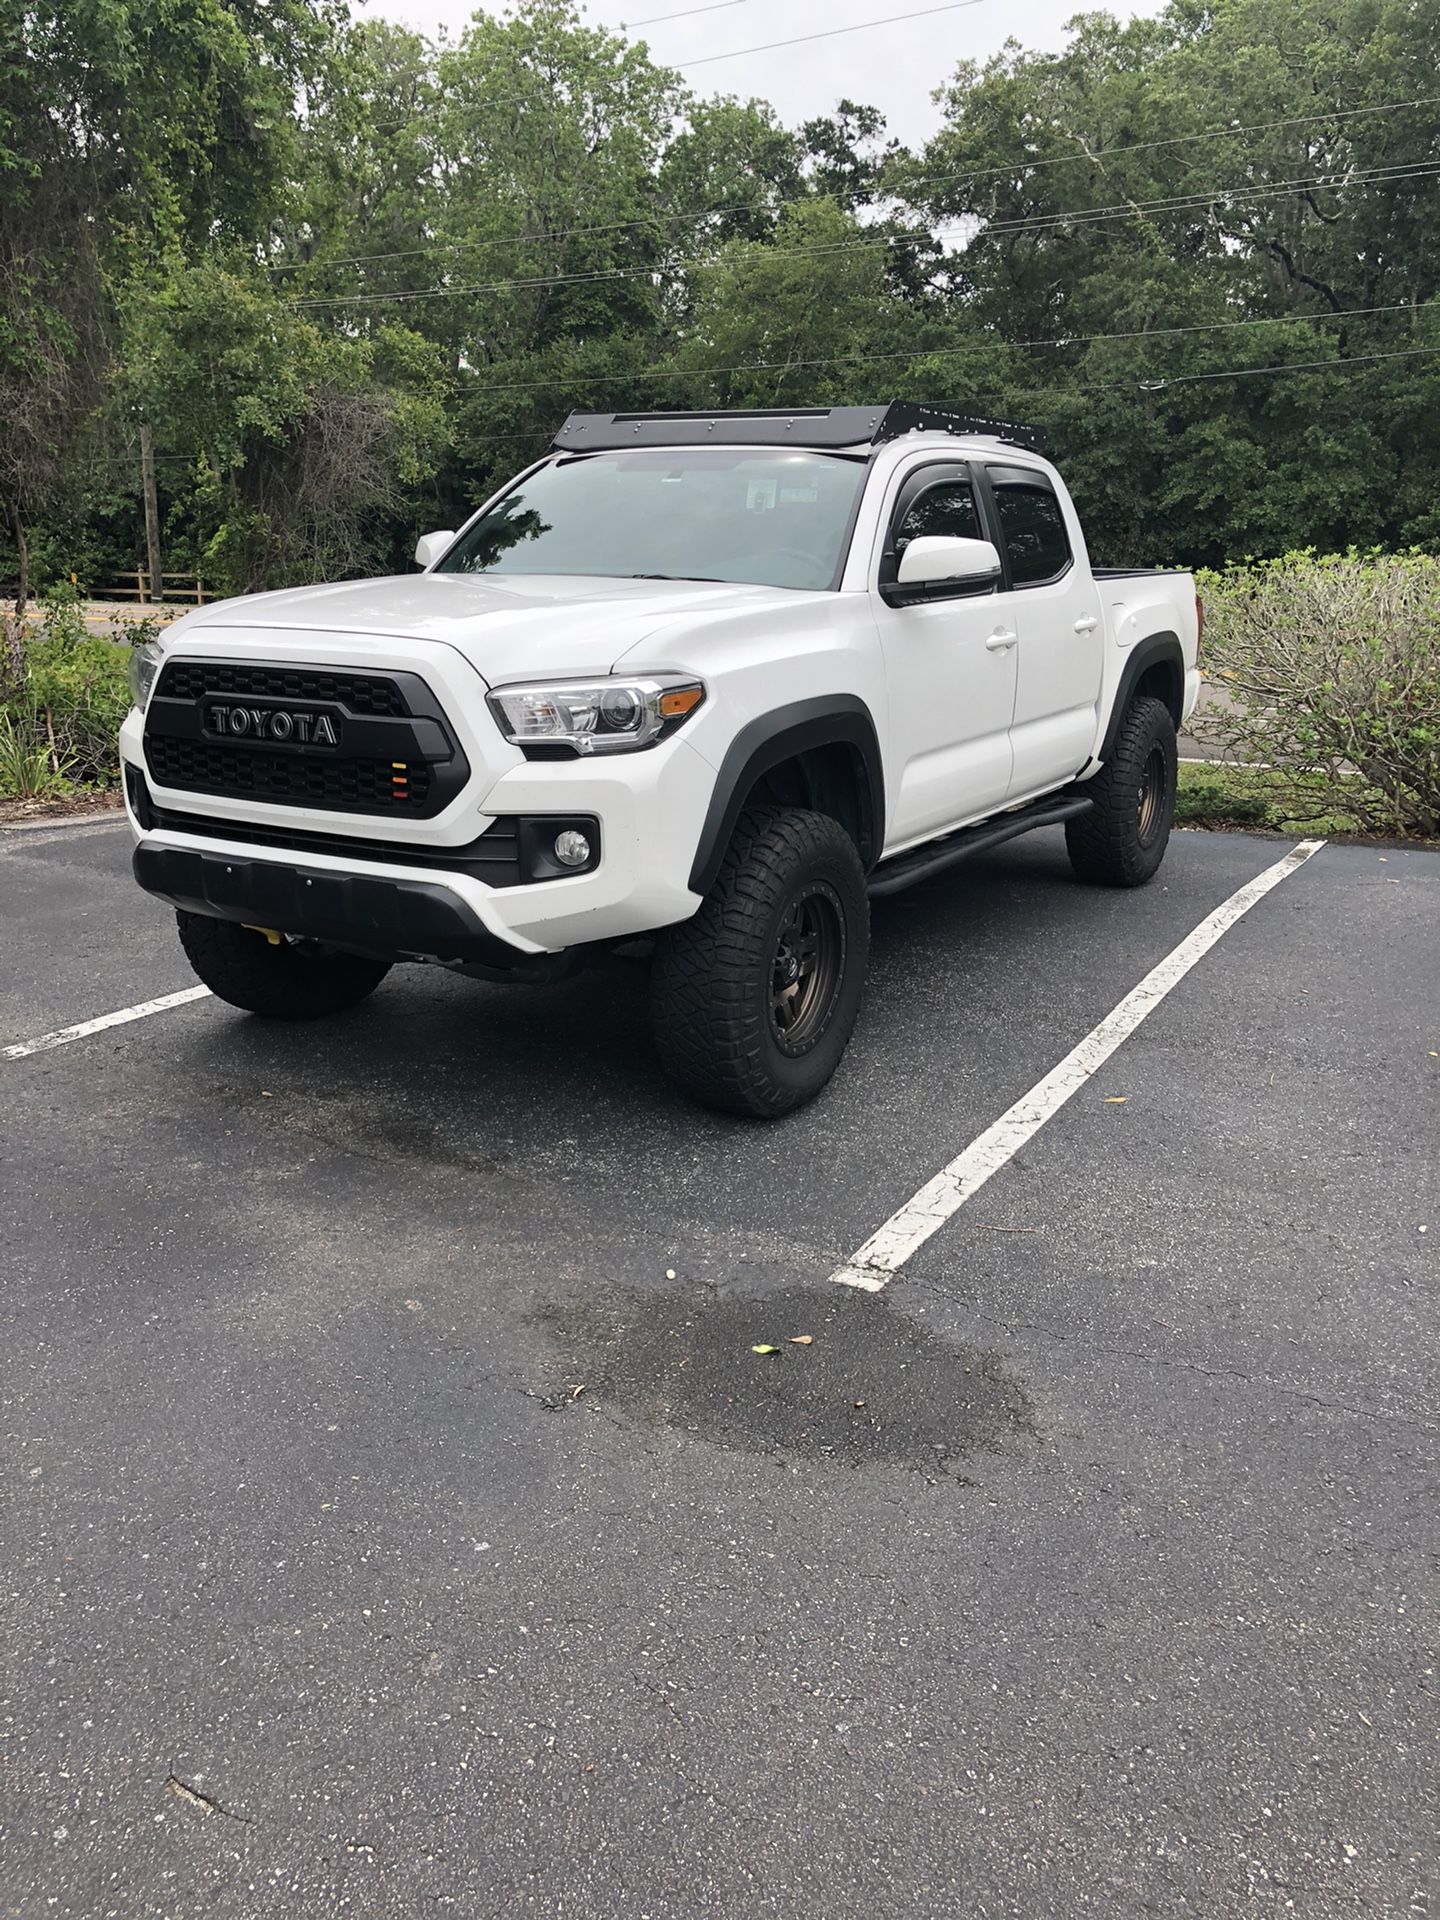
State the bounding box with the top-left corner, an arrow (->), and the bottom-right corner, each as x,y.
867,795 -> 1093,899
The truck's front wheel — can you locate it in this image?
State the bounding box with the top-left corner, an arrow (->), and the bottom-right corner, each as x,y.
651,806 -> 869,1118
1065,694 -> 1178,888
176,912 -> 392,1019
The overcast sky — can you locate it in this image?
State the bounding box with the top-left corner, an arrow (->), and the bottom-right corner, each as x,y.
361,0 -> 1166,150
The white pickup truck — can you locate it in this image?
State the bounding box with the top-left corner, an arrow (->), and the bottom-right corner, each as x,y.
122,404 -> 1201,1116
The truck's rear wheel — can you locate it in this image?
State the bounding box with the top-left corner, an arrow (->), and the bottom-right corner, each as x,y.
176,912 -> 391,1019
651,806 -> 868,1118
1066,695 -> 1178,887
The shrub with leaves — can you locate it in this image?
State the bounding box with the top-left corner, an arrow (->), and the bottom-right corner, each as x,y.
0,704 -> 74,798
1195,551 -> 1440,838
0,602 -> 136,793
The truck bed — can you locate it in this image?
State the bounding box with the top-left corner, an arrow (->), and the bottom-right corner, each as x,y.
1091,566 -> 1189,580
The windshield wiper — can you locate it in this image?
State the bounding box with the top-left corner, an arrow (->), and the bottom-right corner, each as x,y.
632,572 -> 726,583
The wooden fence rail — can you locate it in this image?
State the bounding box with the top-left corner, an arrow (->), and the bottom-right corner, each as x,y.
101,571 -> 207,605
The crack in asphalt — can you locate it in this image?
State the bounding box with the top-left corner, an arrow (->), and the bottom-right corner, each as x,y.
164,1772 -> 255,1827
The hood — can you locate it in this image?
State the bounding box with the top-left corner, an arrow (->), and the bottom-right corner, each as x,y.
169,571 -> 802,685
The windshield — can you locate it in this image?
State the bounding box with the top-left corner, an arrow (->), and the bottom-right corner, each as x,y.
435,449 -> 865,592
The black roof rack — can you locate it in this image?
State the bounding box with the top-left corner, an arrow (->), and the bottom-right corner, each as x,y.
551,403 -> 1045,456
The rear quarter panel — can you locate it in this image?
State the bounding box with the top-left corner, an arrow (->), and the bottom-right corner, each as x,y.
1091,569 -> 1201,764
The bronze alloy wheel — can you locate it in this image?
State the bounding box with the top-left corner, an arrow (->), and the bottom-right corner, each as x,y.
769,881 -> 846,1056
651,805 -> 870,1116
1064,694 -> 1176,890
1136,742 -> 1168,844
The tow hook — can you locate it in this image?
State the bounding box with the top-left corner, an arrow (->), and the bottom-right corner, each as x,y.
243,925 -> 283,946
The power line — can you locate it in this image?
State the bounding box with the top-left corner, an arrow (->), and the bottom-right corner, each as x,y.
675,0 -> 986,67
978,158 -> 1440,236
261,346 -> 1440,461
999,343 -> 1440,395
485,343 -> 1440,437
287,160 -> 1440,308
1132,344 -> 1440,387
267,94 -> 1440,276
303,162 -> 1440,307
426,297 -> 1435,400
625,0 -> 751,25
951,345 -> 1440,402
294,162 -> 1440,307
138,341 -> 1440,480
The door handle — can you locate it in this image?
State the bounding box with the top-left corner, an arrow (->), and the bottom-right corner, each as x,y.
985,629 -> 1017,651
1073,613 -> 1099,634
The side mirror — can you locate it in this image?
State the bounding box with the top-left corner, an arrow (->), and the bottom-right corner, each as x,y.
414,530 -> 456,570
896,534 -> 1002,592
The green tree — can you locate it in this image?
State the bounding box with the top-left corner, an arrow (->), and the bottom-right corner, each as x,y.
676,199 -> 916,408
800,100 -> 900,212
658,98 -> 805,246
276,17 -> 444,300
121,266 -> 447,592
0,0 -> 335,600
10,0 -> 1440,596
891,0 -> 1440,562
431,0 -> 681,368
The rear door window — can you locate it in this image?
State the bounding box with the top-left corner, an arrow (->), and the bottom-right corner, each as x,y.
986,469 -> 1072,586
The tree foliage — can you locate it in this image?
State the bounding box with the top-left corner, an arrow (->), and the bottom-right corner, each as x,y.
4,0 -> 1440,600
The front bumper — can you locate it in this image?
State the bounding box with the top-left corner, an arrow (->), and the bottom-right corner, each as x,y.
122,723 -> 715,957
132,840 -> 531,969
121,629 -> 717,955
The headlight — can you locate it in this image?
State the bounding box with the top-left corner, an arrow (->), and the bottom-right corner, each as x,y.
486,676 -> 706,756
127,639 -> 165,710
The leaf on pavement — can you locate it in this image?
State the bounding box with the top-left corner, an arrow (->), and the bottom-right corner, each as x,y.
788,1334 -> 813,1345
751,1343 -> 780,1355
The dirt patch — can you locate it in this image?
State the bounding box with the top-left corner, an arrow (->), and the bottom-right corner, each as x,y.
0,790 -> 124,827
532,1281 -> 1036,1480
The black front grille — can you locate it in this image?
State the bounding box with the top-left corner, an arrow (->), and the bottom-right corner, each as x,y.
143,657 -> 468,818
145,735 -> 434,813
158,662 -> 406,716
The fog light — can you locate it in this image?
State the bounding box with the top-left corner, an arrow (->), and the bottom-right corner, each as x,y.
553,829 -> 591,868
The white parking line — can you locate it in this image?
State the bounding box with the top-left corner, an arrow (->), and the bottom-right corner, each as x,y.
2,986 -> 212,1062
832,837 -> 1326,1292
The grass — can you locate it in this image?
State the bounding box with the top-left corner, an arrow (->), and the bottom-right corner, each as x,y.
1176,761 -> 1436,845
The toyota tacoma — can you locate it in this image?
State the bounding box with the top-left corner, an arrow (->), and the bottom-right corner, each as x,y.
122,403 -> 1201,1116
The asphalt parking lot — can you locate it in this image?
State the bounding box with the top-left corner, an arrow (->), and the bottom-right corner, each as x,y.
2,817 -> 1436,1919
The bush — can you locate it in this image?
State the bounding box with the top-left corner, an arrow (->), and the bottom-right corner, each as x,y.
0,705 -> 75,798
0,602 -> 139,794
1195,550 -> 1440,837
1174,763 -> 1413,839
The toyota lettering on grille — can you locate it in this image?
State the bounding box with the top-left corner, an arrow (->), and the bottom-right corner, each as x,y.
206,704 -> 340,748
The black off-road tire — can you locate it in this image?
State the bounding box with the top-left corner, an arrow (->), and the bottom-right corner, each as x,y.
1065,694 -> 1178,888
651,806 -> 869,1118
176,911 -> 392,1019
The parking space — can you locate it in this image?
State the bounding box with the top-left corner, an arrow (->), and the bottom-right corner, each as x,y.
2,821 -> 1436,1917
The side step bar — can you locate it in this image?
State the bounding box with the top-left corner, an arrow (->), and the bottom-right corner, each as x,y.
867,794 -> 1092,899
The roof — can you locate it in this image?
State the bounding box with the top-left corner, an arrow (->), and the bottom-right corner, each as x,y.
551,403 -> 1045,456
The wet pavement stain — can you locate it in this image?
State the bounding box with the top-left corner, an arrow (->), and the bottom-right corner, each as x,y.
532,1282 -> 1037,1479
